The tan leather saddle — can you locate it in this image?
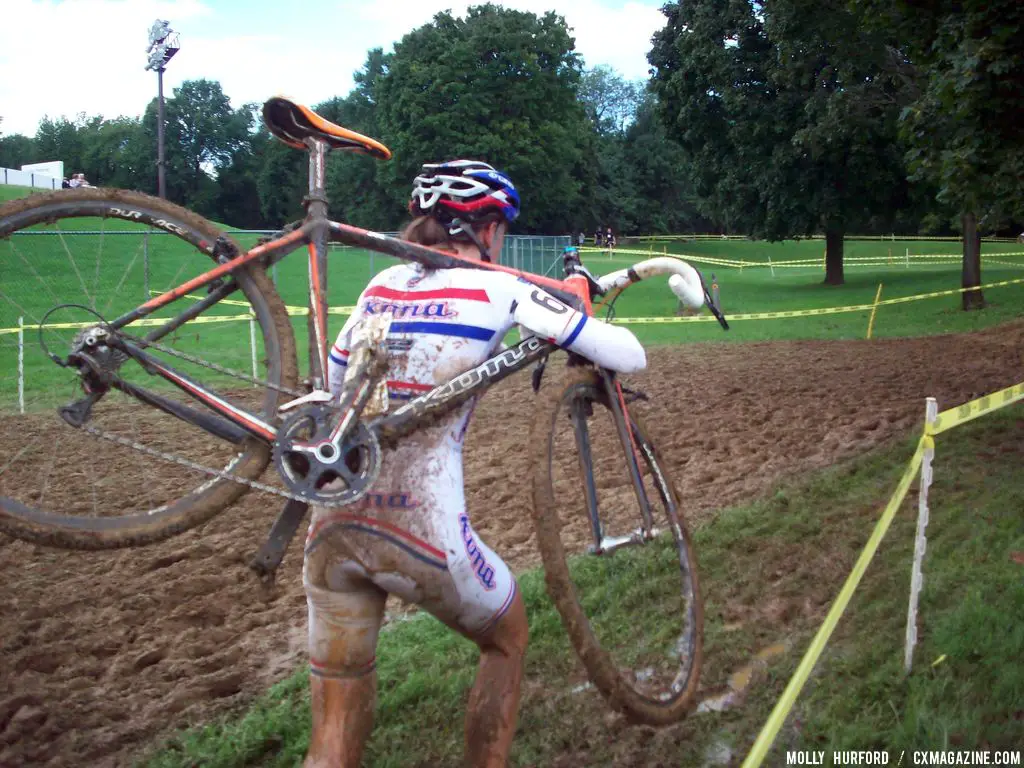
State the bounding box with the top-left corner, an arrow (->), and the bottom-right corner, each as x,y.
262,96 -> 391,160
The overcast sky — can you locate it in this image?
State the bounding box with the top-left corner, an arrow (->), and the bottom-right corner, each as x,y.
0,0 -> 666,138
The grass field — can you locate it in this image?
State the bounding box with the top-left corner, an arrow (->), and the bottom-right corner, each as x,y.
4,181 -> 1024,412
4,184 -> 1021,765
138,409 -> 1024,767
583,239 -> 1024,345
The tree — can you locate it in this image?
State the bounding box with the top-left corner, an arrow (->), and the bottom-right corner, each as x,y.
324,50 -> 400,231
35,115 -> 87,176
215,104 -> 268,229
623,93 -> 711,235
79,116 -> 150,189
858,0 -> 1024,309
153,79 -> 249,213
649,0 -> 908,284
578,65 -> 644,136
0,133 -> 36,170
374,4 -> 592,233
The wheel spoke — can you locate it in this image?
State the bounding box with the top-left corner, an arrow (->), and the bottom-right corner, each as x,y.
56,224 -> 95,311
0,189 -> 294,549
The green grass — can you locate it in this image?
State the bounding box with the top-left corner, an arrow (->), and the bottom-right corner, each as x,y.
584,239 -> 1024,345
4,184 -> 1023,408
138,409 -> 1024,767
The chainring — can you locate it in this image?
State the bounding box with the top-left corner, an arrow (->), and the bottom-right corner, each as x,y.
272,404 -> 381,506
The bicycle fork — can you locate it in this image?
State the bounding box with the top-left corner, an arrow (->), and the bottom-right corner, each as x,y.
574,369 -> 658,556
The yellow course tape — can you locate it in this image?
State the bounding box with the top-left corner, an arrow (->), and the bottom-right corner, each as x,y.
743,378 -> 1024,767
0,313 -> 255,337
148,290 -> 357,316
742,437 -> 929,768
582,248 -> 1024,269
928,381 -> 1024,435
5,276 -> 1023,335
609,276 -> 1024,324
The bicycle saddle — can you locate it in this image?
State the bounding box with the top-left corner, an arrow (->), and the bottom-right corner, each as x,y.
262,97 -> 392,160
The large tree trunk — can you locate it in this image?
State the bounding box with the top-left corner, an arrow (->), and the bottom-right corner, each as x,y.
824,228 -> 845,285
961,211 -> 985,310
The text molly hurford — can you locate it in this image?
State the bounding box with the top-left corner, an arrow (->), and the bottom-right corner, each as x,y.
786,750 -> 1021,766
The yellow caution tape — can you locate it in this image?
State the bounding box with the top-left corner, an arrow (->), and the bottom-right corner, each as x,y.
148,289 -> 253,308
0,313 -> 255,337
742,437 -> 928,768
927,381 -> 1024,435
583,248 -> 1024,269
609,276 -> 1024,324
633,234 -> 1016,243
5,276 -> 1022,335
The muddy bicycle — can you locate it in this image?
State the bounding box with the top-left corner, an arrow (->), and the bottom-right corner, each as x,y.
0,97 -> 727,724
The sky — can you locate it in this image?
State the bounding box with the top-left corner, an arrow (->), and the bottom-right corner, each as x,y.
0,0 -> 667,138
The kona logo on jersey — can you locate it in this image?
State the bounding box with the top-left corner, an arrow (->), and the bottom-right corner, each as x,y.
363,300 -> 456,319
459,514 -> 496,590
364,493 -> 420,509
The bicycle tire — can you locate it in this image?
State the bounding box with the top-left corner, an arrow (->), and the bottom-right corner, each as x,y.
530,367 -> 703,724
0,187 -> 298,549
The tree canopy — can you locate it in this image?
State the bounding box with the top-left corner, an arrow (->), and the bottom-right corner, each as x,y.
0,0 -> 1017,280
648,0 -> 909,283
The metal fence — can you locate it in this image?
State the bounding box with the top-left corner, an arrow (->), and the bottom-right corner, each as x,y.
1,168 -> 61,190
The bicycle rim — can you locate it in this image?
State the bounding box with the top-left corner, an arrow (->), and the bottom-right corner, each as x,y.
0,188 -> 298,549
531,367 -> 703,724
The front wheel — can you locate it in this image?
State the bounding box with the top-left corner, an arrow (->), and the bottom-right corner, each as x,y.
0,188 -> 298,549
530,367 -> 703,724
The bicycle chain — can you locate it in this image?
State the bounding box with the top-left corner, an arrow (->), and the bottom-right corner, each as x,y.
121,331 -> 305,399
80,422 -> 332,506
74,328 -> 324,504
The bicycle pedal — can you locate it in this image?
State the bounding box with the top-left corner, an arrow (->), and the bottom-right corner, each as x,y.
279,390 -> 334,414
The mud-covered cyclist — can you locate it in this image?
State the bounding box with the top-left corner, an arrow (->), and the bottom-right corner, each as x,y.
303,160 -> 646,767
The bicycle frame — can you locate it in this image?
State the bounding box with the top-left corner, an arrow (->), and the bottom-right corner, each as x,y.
92,138 -> 621,458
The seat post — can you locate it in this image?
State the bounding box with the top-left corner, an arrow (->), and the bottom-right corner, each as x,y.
307,137 -> 329,202
305,137 -> 330,390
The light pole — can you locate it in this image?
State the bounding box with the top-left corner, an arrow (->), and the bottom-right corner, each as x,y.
145,20 -> 179,199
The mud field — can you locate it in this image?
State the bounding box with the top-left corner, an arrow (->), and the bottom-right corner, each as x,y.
2,323 -> 1022,767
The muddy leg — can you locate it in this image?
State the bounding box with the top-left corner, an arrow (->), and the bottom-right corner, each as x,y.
464,585 -> 528,768
303,551 -> 386,768
305,672 -> 377,768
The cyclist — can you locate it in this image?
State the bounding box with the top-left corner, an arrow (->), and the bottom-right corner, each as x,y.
304,159 -> 646,767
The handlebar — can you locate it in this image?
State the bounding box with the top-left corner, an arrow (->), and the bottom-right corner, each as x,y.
561,248 -> 729,331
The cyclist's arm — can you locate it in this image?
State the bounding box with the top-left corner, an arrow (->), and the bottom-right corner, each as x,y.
327,301 -> 363,397
510,282 -> 646,373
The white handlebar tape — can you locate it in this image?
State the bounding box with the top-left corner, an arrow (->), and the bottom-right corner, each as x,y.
597,257 -> 705,309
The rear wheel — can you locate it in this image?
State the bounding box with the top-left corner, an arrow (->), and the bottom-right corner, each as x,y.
530,367 -> 703,724
0,188 -> 298,549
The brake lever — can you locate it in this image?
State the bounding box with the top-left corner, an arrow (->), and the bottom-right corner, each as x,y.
696,270 -> 729,330
531,356 -> 548,393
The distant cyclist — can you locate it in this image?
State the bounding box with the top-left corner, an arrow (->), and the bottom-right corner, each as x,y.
303,160 -> 646,767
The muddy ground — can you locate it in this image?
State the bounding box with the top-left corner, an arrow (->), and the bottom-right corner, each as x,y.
1,323 -> 1022,767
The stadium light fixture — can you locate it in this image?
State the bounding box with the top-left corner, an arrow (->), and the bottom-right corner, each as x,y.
145,20 -> 180,199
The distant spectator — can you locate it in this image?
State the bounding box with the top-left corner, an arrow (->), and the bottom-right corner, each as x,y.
61,178 -> 70,189
1018,231 -> 1024,244
68,173 -> 91,188
577,230 -> 586,247
594,229 -> 603,247
605,227 -> 616,249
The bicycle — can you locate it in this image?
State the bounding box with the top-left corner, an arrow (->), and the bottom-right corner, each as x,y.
0,96 -> 728,724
